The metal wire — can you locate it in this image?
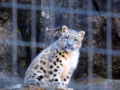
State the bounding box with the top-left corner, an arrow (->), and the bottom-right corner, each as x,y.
0,2 -> 120,18
106,0 -> 112,90
87,0 -> 93,90
12,0 -> 17,77
31,0 -> 37,60
0,0 -> 120,89
0,39 -> 120,56
68,0 -> 74,29
50,0 -> 55,43
107,0 -> 112,80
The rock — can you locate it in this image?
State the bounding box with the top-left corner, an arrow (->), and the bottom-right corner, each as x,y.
0,20 -> 26,77
1,77 -> 120,90
1,0 -> 120,85
69,77 -> 120,90
9,84 -> 22,89
115,18 -> 120,37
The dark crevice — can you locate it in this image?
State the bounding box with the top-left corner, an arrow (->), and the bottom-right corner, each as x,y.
92,0 -> 100,11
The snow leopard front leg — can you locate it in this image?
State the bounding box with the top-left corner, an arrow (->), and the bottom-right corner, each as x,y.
48,51 -> 64,89
61,69 -> 74,90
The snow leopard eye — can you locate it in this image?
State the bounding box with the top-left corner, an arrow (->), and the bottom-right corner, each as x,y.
74,36 -> 78,41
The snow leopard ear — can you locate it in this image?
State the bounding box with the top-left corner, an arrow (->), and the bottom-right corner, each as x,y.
62,25 -> 69,33
78,31 -> 85,40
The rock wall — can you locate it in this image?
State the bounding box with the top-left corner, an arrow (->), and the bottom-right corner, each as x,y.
0,0 -> 120,80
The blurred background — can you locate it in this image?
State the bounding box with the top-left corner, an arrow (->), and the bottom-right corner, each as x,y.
0,0 -> 120,90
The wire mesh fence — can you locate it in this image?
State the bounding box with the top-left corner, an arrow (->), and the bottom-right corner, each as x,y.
0,0 -> 120,90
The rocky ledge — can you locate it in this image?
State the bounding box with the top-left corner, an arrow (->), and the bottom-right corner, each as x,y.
1,76 -> 120,90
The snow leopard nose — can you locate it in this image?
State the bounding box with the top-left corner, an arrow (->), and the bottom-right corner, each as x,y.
67,40 -> 73,47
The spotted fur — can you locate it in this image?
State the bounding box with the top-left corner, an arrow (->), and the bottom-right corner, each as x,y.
24,25 -> 85,90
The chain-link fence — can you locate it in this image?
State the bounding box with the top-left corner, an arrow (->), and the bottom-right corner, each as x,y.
0,0 -> 120,90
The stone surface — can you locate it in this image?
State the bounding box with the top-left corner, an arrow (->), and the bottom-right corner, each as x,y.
1,0 -> 120,85
1,77 -> 120,90
0,20 -> 27,77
